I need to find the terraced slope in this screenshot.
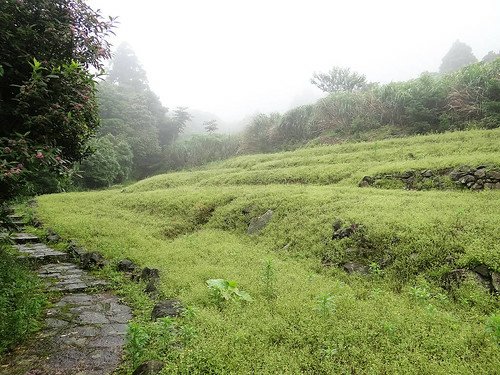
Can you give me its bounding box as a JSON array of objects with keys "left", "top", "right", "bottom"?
[{"left": 36, "top": 129, "right": 500, "bottom": 374}]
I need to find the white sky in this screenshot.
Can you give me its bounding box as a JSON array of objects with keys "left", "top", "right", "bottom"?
[{"left": 88, "top": 0, "right": 500, "bottom": 122}]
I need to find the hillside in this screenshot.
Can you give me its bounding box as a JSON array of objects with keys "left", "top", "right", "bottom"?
[{"left": 35, "top": 129, "right": 500, "bottom": 374}]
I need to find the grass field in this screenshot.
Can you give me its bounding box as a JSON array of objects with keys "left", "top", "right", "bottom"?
[{"left": 36, "top": 129, "right": 500, "bottom": 374}]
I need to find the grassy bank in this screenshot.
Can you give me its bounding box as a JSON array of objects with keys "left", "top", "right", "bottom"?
[
  {"left": 36, "top": 129, "right": 500, "bottom": 374},
  {"left": 0, "top": 244, "right": 47, "bottom": 354}
]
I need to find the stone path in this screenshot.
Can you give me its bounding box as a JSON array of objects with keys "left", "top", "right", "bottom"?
[{"left": 0, "top": 216, "right": 132, "bottom": 375}]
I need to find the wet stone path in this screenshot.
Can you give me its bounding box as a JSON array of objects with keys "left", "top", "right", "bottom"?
[{"left": 0, "top": 216, "right": 132, "bottom": 375}]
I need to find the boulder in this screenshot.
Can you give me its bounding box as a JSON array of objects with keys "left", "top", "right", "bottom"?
[
  {"left": 67, "top": 242, "right": 86, "bottom": 260},
  {"left": 486, "top": 170, "right": 500, "bottom": 180},
  {"left": 332, "top": 223, "right": 360, "bottom": 240},
  {"left": 117, "top": 259, "right": 137, "bottom": 272},
  {"left": 400, "top": 170, "right": 415, "bottom": 179},
  {"left": 141, "top": 267, "right": 160, "bottom": 283},
  {"left": 474, "top": 168, "right": 486, "bottom": 179},
  {"left": 151, "top": 299, "right": 183, "bottom": 320},
  {"left": 459, "top": 175, "right": 475, "bottom": 185},
  {"left": 491, "top": 272, "right": 500, "bottom": 293},
  {"left": 144, "top": 281, "right": 158, "bottom": 296},
  {"left": 421, "top": 169, "right": 433, "bottom": 178},
  {"left": 473, "top": 264, "right": 490, "bottom": 278},
  {"left": 247, "top": 210, "right": 273, "bottom": 235},
  {"left": 445, "top": 268, "right": 491, "bottom": 290},
  {"left": 46, "top": 229, "right": 61, "bottom": 243},
  {"left": 81, "top": 252, "right": 107, "bottom": 270},
  {"left": 132, "top": 360, "right": 165, "bottom": 375},
  {"left": 342, "top": 262, "right": 369, "bottom": 274}
]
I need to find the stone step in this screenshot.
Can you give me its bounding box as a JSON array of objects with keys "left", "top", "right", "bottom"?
[
  {"left": 0, "top": 293, "right": 131, "bottom": 375},
  {"left": 15, "top": 243, "right": 68, "bottom": 265},
  {"left": 11, "top": 232, "right": 40, "bottom": 244},
  {"left": 38, "top": 263, "right": 109, "bottom": 293}
]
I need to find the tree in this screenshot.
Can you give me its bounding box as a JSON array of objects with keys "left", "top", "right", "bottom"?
[
  {"left": 77, "top": 135, "right": 133, "bottom": 188},
  {"left": 482, "top": 51, "right": 500, "bottom": 63},
  {"left": 107, "top": 43, "right": 148, "bottom": 90},
  {"left": 311, "top": 67, "right": 367, "bottom": 93},
  {"left": 0, "top": 0, "right": 115, "bottom": 161},
  {"left": 0, "top": 0, "right": 115, "bottom": 198},
  {"left": 439, "top": 40, "right": 477, "bottom": 74},
  {"left": 204, "top": 119, "right": 218, "bottom": 134}
]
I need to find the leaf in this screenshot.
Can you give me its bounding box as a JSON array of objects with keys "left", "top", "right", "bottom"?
[
  {"left": 235, "top": 290, "right": 253, "bottom": 302},
  {"left": 206, "top": 279, "right": 228, "bottom": 290}
]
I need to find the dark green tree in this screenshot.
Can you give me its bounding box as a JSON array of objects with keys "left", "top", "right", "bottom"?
[
  {"left": 0, "top": 0, "right": 115, "bottom": 161},
  {"left": 439, "top": 40, "right": 477, "bottom": 74},
  {"left": 311, "top": 67, "right": 367, "bottom": 93},
  {"left": 0, "top": 0, "right": 115, "bottom": 199}
]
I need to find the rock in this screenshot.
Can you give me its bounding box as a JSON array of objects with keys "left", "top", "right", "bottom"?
[
  {"left": 144, "top": 281, "right": 158, "bottom": 296},
  {"left": 484, "top": 183, "right": 495, "bottom": 189},
  {"left": 342, "top": 262, "right": 369, "bottom": 274},
  {"left": 400, "top": 170, "right": 415, "bottom": 179},
  {"left": 31, "top": 219, "right": 42, "bottom": 227},
  {"left": 151, "top": 299, "right": 183, "bottom": 320},
  {"left": 332, "top": 223, "right": 360, "bottom": 240},
  {"left": 472, "top": 264, "right": 490, "bottom": 278},
  {"left": 247, "top": 210, "right": 273, "bottom": 235},
  {"left": 46, "top": 232, "right": 61, "bottom": 242},
  {"left": 421, "top": 169, "right": 433, "bottom": 178},
  {"left": 445, "top": 268, "right": 489, "bottom": 289},
  {"left": 486, "top": 170, "right": 500, "bottom": 180},
  {"left": 332, "top": 219, "right": 343, "bottom": 232},
  {"left": 141, "top": 267, "right": 160, "bottom": 282},
  {"left": 117, "top": 259, "right": 137, "bottom": 272},
  {"left": 471, "top": 182, "right": 483, "bottom": 190},
  {"left": 67, "top": 242, "right": 86, "bottom": 260},
  {"left": 496, "top": 182, "right": 500, "bottom": 189},
  {"left": 491, "top": 272, "right": 500, "bottom": 293},
  {"left": 459, "top": 175, "right": 476, "bottom": 185},
  {"left": 358, "top": 176, "right": 375, "bottom": 187},
  {"left": 81, "top": 252, "right": 107, "bottom": 270},
  {"left": 132, "top": 360, "right": 165, "bottom": 375},
  {"left": 474, "top": 168, "right": 486, "bottom": 179}
]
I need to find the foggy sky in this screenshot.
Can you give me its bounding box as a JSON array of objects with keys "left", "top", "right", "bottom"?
[{"left": 88, "top": 0, "right": 500, "bottom": 123}]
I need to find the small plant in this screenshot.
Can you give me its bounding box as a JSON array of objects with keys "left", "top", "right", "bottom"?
[
  {"left": 369, "top": 262, "right": 384, "bottom": 277},
  {"left": 486, "top": 313, "right": 500, "bottom": 344},
  {"left": 206, "top": 279, "right": 252, "bottom": 308},
  {"left": 261, "top": 260, "right": 277, "bottom": 301},
  {"left": 126, "top": 322, "right": 150, "bottom": 368},
  {"left": 315, "top": 293, "right": 336, "bottom": 317},
  {"left": 408, "top": 285, "right": 432, "bottom": 302}
]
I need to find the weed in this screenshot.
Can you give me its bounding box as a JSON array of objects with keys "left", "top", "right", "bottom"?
[
  {"left": 261, "top": 259, "right": 277, "bottom": 301},
  {"left": 206, "top": 279, "right": 252, "bottom": 308},
  {"left": 126, "top": 322, "right": 150, "bottom": 369},
  {"left": 315, "top": 293, "right": 336, "bottom": 317}
]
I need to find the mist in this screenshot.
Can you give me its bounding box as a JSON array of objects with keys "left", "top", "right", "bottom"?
[{"left": 88, "top": 0, "right": 500, "bottom": 123}]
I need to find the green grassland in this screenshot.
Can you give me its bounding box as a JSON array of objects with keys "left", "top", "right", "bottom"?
[{"left": 36, "top": 129, "right": 500, "bottom": 374}]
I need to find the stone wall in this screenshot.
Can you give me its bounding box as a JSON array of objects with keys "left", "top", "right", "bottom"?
[{"left": 359, "top": 165, "right": 500, "bottom": 190}]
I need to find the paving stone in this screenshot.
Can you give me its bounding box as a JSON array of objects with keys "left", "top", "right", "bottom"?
[
  {"left": 11, "top": 232, "right": 40, "bottom": 244},
  {"left": 15, "top": 243, "right": 68, "bottom": 265},
  {"left": 0, "top": 218, "right": 132, "bottom": 375},
  {"left": 0, "top": 292, "right": 132, "bottom": 375}
]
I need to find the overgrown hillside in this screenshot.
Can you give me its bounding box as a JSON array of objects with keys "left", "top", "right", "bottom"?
[{"left": 36, "top": 129, "right": 500, "bottom": 374}]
